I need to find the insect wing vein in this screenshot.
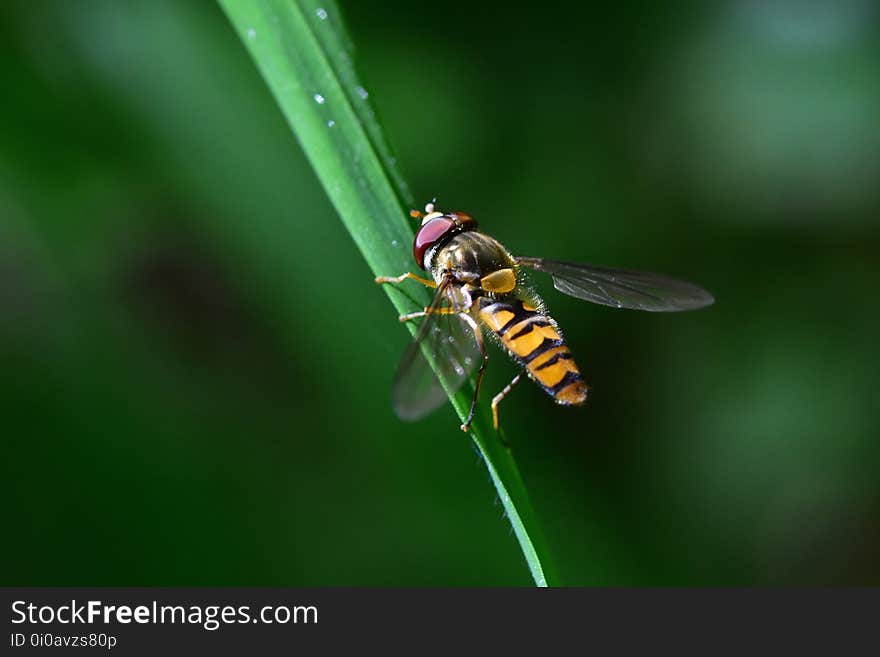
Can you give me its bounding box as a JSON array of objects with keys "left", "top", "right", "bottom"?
[
  {"left": 517, "top": 257, "right": 714, "bottom": 312},
  {"left": 391, "top": 281, "right": 482, "bottom": 421}
]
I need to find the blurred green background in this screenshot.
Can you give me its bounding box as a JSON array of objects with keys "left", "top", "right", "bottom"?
[{"left": 2, "top": 0, "right": 879, "bottom": 585}]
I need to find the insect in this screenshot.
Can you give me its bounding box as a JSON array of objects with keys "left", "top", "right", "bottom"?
[{"left": 376, "top": 202, "right": 714, "bottom": 433}]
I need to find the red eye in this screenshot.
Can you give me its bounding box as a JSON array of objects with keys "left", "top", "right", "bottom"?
[{"left": 413, "top": 218, "right": 455, "bottom": 269}]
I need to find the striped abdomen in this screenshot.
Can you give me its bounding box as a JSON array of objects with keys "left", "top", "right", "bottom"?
[{"left": 479, "top": 298, "right": 588, "bottom": 405}]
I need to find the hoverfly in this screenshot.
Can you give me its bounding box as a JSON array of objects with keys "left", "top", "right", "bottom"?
[{"left": 376, "top": 202, "right": 714, "bottom": 433}]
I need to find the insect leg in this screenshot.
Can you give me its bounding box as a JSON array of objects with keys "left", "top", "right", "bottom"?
[
  {"left": 459, "top": 313, "right": 489, "bottom": 434},
  {"left": 375, "top": 272, "right": 438, "bottom": 288},
  {"left": 398, "top": 306, "right": 457, "bottom": 323},
  {"left": 491, "top": 371, "right": 525, "bottom": 432}
]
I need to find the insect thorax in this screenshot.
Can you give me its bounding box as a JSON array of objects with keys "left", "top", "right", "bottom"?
[{"left": 427, "top": 231, "right": 517, "bottom": 285}]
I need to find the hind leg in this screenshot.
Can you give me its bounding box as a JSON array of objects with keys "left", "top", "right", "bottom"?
[{"left": 491, "top": 371, "right": 525, "bottom": 431}]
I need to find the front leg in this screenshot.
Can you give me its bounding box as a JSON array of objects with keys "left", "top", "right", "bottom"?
[{"left": 375, "top": 272, "right": 437, "bottom": 288}]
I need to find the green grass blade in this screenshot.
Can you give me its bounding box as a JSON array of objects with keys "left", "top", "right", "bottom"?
[{"left": 218, "top": 0, "right": 558, "bottom": 586}]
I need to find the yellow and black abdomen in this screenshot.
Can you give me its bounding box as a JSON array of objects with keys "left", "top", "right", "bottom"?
[{"left": 479, "top": 297, "right": 588, "bottom": 405}]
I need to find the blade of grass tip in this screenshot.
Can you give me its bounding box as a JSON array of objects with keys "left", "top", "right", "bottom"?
[{"left": 218, "top": 0, "right": 558, "bottom": 586}]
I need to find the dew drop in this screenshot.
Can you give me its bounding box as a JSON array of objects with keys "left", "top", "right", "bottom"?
[
  {"left": 454, "top": 366, "right": 464, "bottom": 376},
  {"left": 316, "top": 7, "right": 328, "bottom": 20},
  {"left": 246, "top": 28, "right": 256, "bottom": 40},
  {"left": 313, "top": 93, "right": 325, "bottom": 104},
  {"left": 327, "top": 119, "right": 335, "bottom": 127},
  {"left": 355, "top": 85, "right": 369, "bottom": 99},
  {"left": 391, "top": 239, "right": 399, "bottom": 247},
  {"left": 448, "top": 336, "right": 455, "bottom": 343}
]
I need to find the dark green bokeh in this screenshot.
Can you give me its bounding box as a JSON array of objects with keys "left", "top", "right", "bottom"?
[{"left": 2, "top": 0, "right": 878, "bottom": 585}]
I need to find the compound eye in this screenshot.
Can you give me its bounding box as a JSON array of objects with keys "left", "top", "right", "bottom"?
[
  {"left": 413, "top": 217, "right": 455, "bottom": 269},
  {"left": 454, "top": 212, "right": 477, "bottom": 230}
]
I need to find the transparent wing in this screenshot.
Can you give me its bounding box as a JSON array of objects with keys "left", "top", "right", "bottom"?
[
  {"left": 391, "top": 282, "right": 482, "bottom": 421},
  {"left": 516, "top": 256, "right": 714, "bottom": 312}
]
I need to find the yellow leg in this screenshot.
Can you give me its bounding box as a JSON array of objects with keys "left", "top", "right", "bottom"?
[
  {"left": 398, "top": 306, "right": 457, "bottom": 323},
  {"left": 375, "top": 272, "right": 437, "bottom": 288},
  {"left": 398, "top": 310, "right": 425, "bottom": 323},
  {"left": 492, "top": 371, "right": 524, "bottom": 431}
]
